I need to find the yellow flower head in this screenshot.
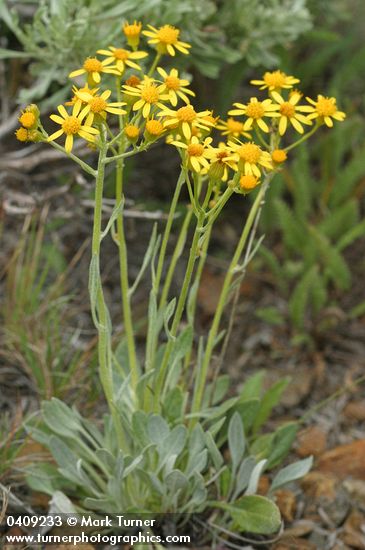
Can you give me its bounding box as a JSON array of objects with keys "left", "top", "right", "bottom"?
[
  {"left": 271, "top": 91, "right": 312, "bottom": 135},
  {"left": 123, "top": 20, "right": 142, "bottom": 47},
  {"left": 75, "top": 89, "right": 126, "bottom": 125},
  {"left": 124, "top": 124, "right": 140, "bottom": 142},
  {"left": 143, "top": 24, "right": 191, "bottom": 56},
  {"left": 240, "top": 174, "right": 261, "bottom": 192},
  {"left": 305, "top": 95, "right": 346, "bottom": 127},
  {"left": 205, "top": 142, "right": 238, "bottom": 181},
  {"left": 216, "top": 117, "right": 251, "bottom": 139},
  {"left": 18, "top": 111, "right": 36, "bottom": 129},
  {"left": 69, "top": 57, "right": 120, "bottom": 85},
  {"left": 15, "top": 127, "right": 29, "bottom": 142},
  {"left": 125, "top": 74, "right": 141, "bottom": 87},
  {"left": 145, "top": 118, "right": 165, "bottom": 139},
  {"left": 48, "top": 103, "right": 99, "bottom": 153},
  {"left": 229, "top": 97, "right": 279, "bottom": 133},
  {"left": 171, "top": 136, "right": 213, "bottom": 173},
  {"left": 271, "top": 149, "right": 287, "bottom": 164},
  {"left": 157, "top": 67, "right": 195, "bottom": 106},
  {"left": 251, "top": 71, "right": 300, "bottom": 92},
  {"left": 227, "top": 140, "right": 273, "bottom": 177},
  {"left": 96, "top": 46, "right": 148, "bottom": 75},
  {"left": 158, "top": 104, "right": 215, "bottom": 140},
  {"left": 123, "top": 78, "right": 170, "bottom": 118}
]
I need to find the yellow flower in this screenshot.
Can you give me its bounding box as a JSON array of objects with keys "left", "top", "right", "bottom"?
[
  {"left": 15, "top": 127, "right": 29, "bottom": 142},
  {"left": 66, "top": 84, "right": 99, "bottom": 107},
  {"left": 143, "top": 24, "right": 191, "bottom": 56},
  {"left": 123, "top": 78, "right": 170, "bottom": 118},
  {"left": 227, "top": 141, "right": 273, "bottom": 177},
  {"left": 18, "top": 111, "right": 36, "bottom": 129},
  {"left": 48, "top": 103, "right": 99, "bottom": 153},
  {"left": 145, "top": 118, "right": 165, "bottom": 139},
  {"left": 75, "top": 89, "right": 126, "bottom": 125},
  {"left": 216, "top": 117, "right": 251, "bottom": 139},
  {"left": 96, "top": 47, "right": 148, "bottom": 75},
  {"left": 205, "top": 142, "right": 238, "bottom": 181},
  {"left": 240, "top": 174, "right": 261, "bottom": 192},
  {"left": 69, "top": 57, "right": 119, "bottom": 85},
  {"left": 271, "top": 149, "right": 287, "bottom": 164},
  {"left": 305, "top": 95, "right": 346, "bottom": 127},
  {"left": 125, "top": 75, "right": 141, "bottom": 87},
  {"left": 271, "top": 91, "right": 312, "bottom": 135},
  {"left": 228, "top": 97, "right": 279, "bottom": 133},
  {"left": 123, "top": 20, "right": 142, "bottom": 48},
  {"left": 157, "top": 67, "right": 194, "bottom": 106},
  {"left": 158, "top": 104, "right": 214, "bottom": 140},
  {"left": 124, "top": 124, "right": 140, "bottom": 142},
  {"left": 250, "top": 70, "right": 300, "bottom": 91},
  {"left": 171, "top": 136, "right": 213, "bottom": 173}
]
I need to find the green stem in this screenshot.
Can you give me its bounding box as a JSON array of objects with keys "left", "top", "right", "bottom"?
[
  {"left": 183, "top": 222, "right": 213, "bottom": 371},
  {"left": 46, "top": 137, "right": 96, "bottom": 176},
  {"left": 152, "top": 208, "right": 206, "bottom": 412},
  {"left": 91, "top": 146, "right": 127, "bottom": 449},
  {"left": 91, "top": 147, "right": 113, "bottom": 403},
  {"left": 104, "top": 143, "right": 150, "bottom": 164},
  {"left": 285, "top": 123, "right": 319, "bottom": 152},
  {"left": 112, "top": 79, "right": 139, "bottom": 393},
  {"left": 115, "top": 159, "right": 140, "bottom": 392},
  {"left": 159, "top": 206, "right": 193, "bottom": 311},
  {"left": 254, "top": 127, "right": 270, "bottom": 149},
  {"left": 154, "top": 170, "right": 185, "bottom": 294},
  {"left": 148, "top": 52, "right": 162, "bottom": 76},
  {"left": 190, "top": 176, "right": 272, "bottom": 425}
]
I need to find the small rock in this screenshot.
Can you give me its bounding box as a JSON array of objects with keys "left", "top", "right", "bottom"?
[
  {"left": 274, "top": 489, "right": 297, "bottom": 522},
  {"left": 343, "top": 479, "right": 365, "bottom": 506},
  {"left": 317, "top": 440, "right": 365, "bottom": 480},
  {"left": 301, "top": 471, "right": 337, "bottom": 499},
  {"left": 280, "top": 367, "right": 314, "bottom": 407},
  {"left": 344, "top": 401, "right": 365, "bottom": 422},
  {"left": 282, "top": 520, "right": 315, "bottom": 538},
  {"left": 296, "top": 426, "right": 327, "bottom": 457},
  {"left": 257, "top": 474, "right": 270, "bottom": 495}
]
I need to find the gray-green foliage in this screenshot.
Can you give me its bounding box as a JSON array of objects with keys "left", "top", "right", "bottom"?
[
  {"left": 25, "top": 372, "right": 311, "bottom": 537},
  {"left": 1, "top": 0, "right": 312, "bottom": 104},
  {"left": 259, "top": 117, "right": 365, "bottom": 332}
]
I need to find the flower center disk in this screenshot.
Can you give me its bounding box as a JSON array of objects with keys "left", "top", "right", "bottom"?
[
  {"left": 227, "top": 118, "right": 243, "bottom": 132},
  {"left": 316, "top": 98, "right": 337, "bottom": 116},
  {"left": 165, "top": 76, "right": 180, "bottom": 90},
  {"left": 280, "top": 102, "right": 295, "bottom": 117},
  {"left": 62, "top": 116, "right": 81, "bottom": 135},
  {"left": 83, "top": 58, "right": 103, "bottom": 73},
  {"left": 264, "top": 71, "right": 286, "bottom": 88},
  {"left": 113, "top": 49, "right": 130, "bottom": 61},
  {"left": 157, "top": 25, "right": 179, "bottom": 44},
  {"left": 237, "top": 143, "right": 261, "bottom": 163},
  {"left": 187, "top": 143, "right": 204, "bottom": 156},
  {"left": 90, "top": 97, "right": 107, "bottom": 113},
  {"left": 245, "top": 102, "right": 265, "bottom": 119},
  {"left": 177, "top": 106, "right": 196, "bottom": 122},
  {"left": 141, "top": 86, "right": 159, "bottom": 104}
]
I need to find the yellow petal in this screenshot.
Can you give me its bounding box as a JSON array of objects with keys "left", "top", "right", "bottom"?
[
  {"left": 47, "top": 129, "right": 64, "bottom": 141},
  {"left": 65, "top": 134, "right": 73, "bottom": 153}
]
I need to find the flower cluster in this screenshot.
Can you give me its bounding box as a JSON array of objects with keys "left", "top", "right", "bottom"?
[{"left": 16, "top": 21, "right": 346, "bottom": 195}]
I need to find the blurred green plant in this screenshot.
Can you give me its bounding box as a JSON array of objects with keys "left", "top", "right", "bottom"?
[
  {"left": 26, "top": 371, "right": 311, "bottom": 539},
  {"left": 0, "top": 0, "right": 312, "bottom": 105},
  {"left": 1, "top": 207, "right": 96, "bottom": 399},
  {"left": 0, "top": 410, "right": 23, "bottom": 482},
  {"left": 257, "top": 117, "right": 365, "bottom": 334}
]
